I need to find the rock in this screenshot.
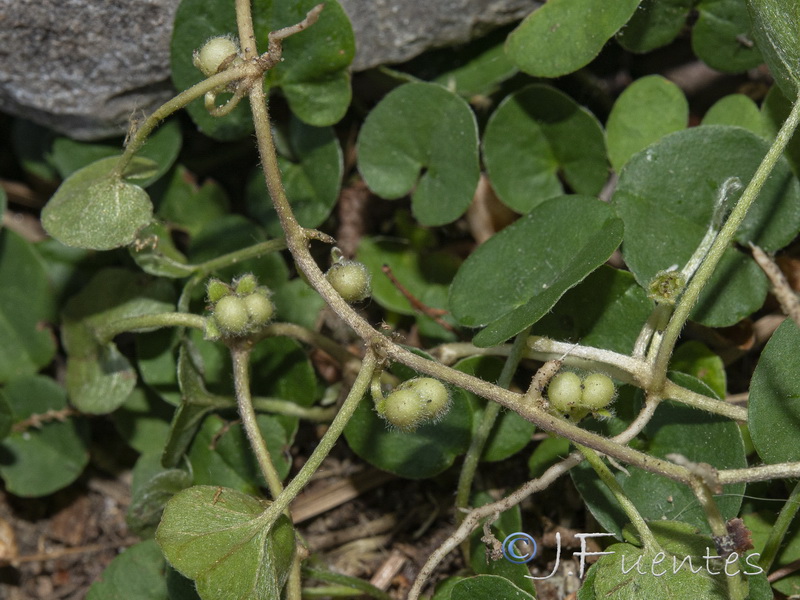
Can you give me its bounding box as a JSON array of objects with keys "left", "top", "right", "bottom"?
[{"left": 0, "top": 0, "right": 539, "bottom": 140}]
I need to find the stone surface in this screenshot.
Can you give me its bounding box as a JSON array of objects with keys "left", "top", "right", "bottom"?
[{"left": 0, "top": 0, "right": 539, "bottom": 140}]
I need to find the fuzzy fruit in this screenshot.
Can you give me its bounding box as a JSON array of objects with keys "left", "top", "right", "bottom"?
[
  {"left": 326, "top": 261, "right": 371, "bottom": 303},
  {"left": 398, "top": 377, "right": 450, "bottom": 420},
  {"left": 382, "top": 389, "right": 426, "bottom": 431},
  {"left": 244, "top": 293, "right": 274, "bottom": 326},
  {"left": 195, "top": 36, "right": 238, "bottom": 77},
  {"left": 580, "top": 373, "right": 616, "bottom": 410},
  {"left": 213, "top": 295, "right": 249, "bottom": 334},
  {"left": 547, "top": 372, "right": 583, "bottom": 414}
]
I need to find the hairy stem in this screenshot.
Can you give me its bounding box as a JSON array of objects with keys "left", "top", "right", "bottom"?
[
  {"left": 759, "top": 479, "right": 800, "bottom": 573},
  {"left": 455, "top": 328, "right": 530, "bottom": 519},
  {"left": 230, "top": 345, "right": 285, "bottom": 499},
  {"left": 651, "top": 95, "right": 800, "bottom": 389},
  {"left": 95, "top": 312, "right": 206, "bottom": 344}
]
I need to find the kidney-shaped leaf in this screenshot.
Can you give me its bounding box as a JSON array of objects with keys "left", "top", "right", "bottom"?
[
  {"left": 357, "top": 82, "right": 480, "bottom": 226},
  {"left": 171, "top": 0, "right": 354, "bottom": 139},
  {"left": 749, "top": 319, "right": 800, "bottom": 464},
  {"left": 483, "top": 84, "right": 608, "bottom": 213},
  {"left": 614, "top": 125, "right": 800, "bottom": 326},
  {"left": 156, "top": 486, "right": 295, "bottom": 600},
  {"left": 42, "top": 156, "right": 156, "bottom": 250},
  {"left": 506, "top": 0, "right": 641, "bottom": 78},
  {"left": 450, "top": 195, "right": 623, "bottom": 347}
]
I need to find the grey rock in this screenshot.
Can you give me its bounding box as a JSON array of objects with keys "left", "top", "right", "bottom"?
[{"left": 0, "top": 0, "right": 539, "bottom": 140}]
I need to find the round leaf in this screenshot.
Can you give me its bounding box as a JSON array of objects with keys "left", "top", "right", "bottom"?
[
  {"left": 171, "top": 0, "right": 354, "bottom": 139},
  {"left": 616, "top": 0, "right": 693, "bottom": 53},
  {"left": 357, "top": 82, "right": 480, "bottom": 226},
  {"left": 483, "top": 84, "right": 608, "bottom": 213},
  {"left": 671, "top": 341, "right": 727, "bottom": 399},
  {"left": 0, "top": 230, "right": 57, "bottom": 383},
  {"left": 613, "top": 125, "right": 800, "bottom": 326},
  {"left": 0, "top": 376, "right": 89, "bottom": 497},
  {"left": 156, "top": 485, "right": 295, "bottom": 600},
  {"left": 702, "top": 94, "right": 768, "bottom": 137},
  {"left": 606, "top": 75, "right": 688, "bottom": 172},
  {"left": 42, "top": 156, "right": 156, "bottom": 250},
  {"left": 246, "top": 116, "right": 342, "bottom": 237},
  {"left": 506, "top": 0, "right": 641, "bottom": 78},
  {"left": 693, "top": 0, "right": 763, "bottom": 72},
  {"left": 449, "top": 195, "right": 623, "bottom": 347},
  {"left": 748, "top": 319, "right": 800, "bottom": 464}
]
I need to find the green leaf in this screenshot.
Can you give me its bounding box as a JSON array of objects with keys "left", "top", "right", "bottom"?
[
  {"left": 62, "top": 268, "right": 176, "bottom": 413},
  {"left": 533, "top": 266, "right": 653, "bottom": 354},
  {"left": 506, "top": 0, "right": 641, "bottom": 77},
  {"left": 344, "top": 354, "right": 472, "bottom": 479},
  {"left": 112, "top": 387, "right": 174, "bottom": 454},
  {"left": 572, "top": 375, "right": 746, "bottom": 537},
  {"left": 357, "top": 236, "right": 459, "bottom": 317},
  {"left": 528, "top": 436, "right": 571, "bottom": 478},
  {"left": 671, "top": 341, "right": 727, "bottom": 399},
  {"left": 747, "top": 0, "right": 800, "bottom": 98},
  {"left": 606, "top": 75, "right": 688, "bottom": 172},
  {"left": 246, "top": 116, "right": 342, "bottom": 237},
  {"left": 616, "top": 0, "right": 693, "bottom": 53},
  {"left": 702, "top": 94, "right": 768, "bottom": 137},
  {"left": 744, "top": 511, "right": 800, "bottom": 597},
  {"left": 455, "top": 356, "right": 535, "bottom": 462},
  {"left": 189, "top": 414, "right": 291, "bottom": 493},
  {"left": 0, "top": 230, "right": 57, "bottom": 383},
  {"left": 128, "top": 453, "right": 192, "bottom": 538},
  {"left": 483, "top": 84, "right": 608, "bottom": 213},
  {"left": 11, "top": 119, "right": 58, "bottom": 182},
  {"left": 156, "top": 486, "right": 295, "bottom": 600},
  {"left": 171, "top": 0, "right": 354, "bottom": 139},
  {"left": 0, "top": 185, "right": 5, "bottom": 230},
  {"left": 42, "top": 156, "right": 157, "bottom": 250},
  {"left": 450, "top": 575, "right": 535, "bottom": 600},
  {"left": 271, "top": 279, "right": 325, "bottom": 330},
  {"left": 693, "top": 0, "right": 763, "bottom": 72},
  {"left": 156, "top": 166, "right": 231, "bottom": 238},
  {"left": 357, "top": 82, "right": 480, "bottom": 226},
  {"left": 0, "top": 376, "right": 89, "bottom": 497},
  {"left": 613, "top": 125, "right": 800, "bottom": 326},
  {"left": 130, "top": 221, "right": 196, "bottom": 278},
  {"left": 86, "top": 540, "right": 168, "bottom": 600},
  {"left": 761, "top": 85, "right": 800, "bottom": 176},
  {"left": 51, "top": 119, "right": 182, "bottom": 187},
  {"left": 449, "top": 195, "right": 623, "bottom": 347},
  {"left": 749, "top": 319, "right": 800, "bottom": 464}
]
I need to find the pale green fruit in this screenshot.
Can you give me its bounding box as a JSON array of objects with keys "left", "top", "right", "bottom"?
[
  {"left": 244, "top": 293, "right": 274, "bottom": 326},
  {"left": 195, "top": 36, "right": 238, "bottom": 77},
  {"left": 399, "top": 377, "right": 450, "bottom": 420},
  {"left": 581, "top": 373, "right": 616, "bottom": 410},
  {"left": 213, "top": 295, "right": 249, "bottom": 334},
  {"left": 326, "top": 261, "right": 371, "bottom": 303},
  {"left": 381, "top": 389, "right": 426, "bottom": 431},
  {"left": 547, "top": 372, "right": 583, "bottom": 413}
]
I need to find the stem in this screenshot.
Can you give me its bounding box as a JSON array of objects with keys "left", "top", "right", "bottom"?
[
  {"left": 259, "top": 352, "right": 378, "bottom": 528},
  {"left": 254, "top": 322, "right": 357, "bottom": 365},
  {"left": 194, "top": 237, "right": 287, "bottom": 275},
  {"left": 651, "top": 95, "right": 800, "bottom": 389},
  {"left": 230, "top": 345, "right": 285, "bottom": 499},
  {"left": 94, "top": 312, "right": 206, "bottom": 344},
  {"left": 455, "top": 328, "right": 530, "bottom": 518},
  {"left": 235, "top": 0, "right": 258, "bottom": 60},
  {"left": 117, "top": 67, "right": 247, "bottom": 175},
  {"left": 576, "top": 444, "right": 661, "bottom": 552},
  {"left": 661, "top": 380, "right": 747, "bottom": 421},
  {"left": 759, "top": 479, "right": 800, "bottom": 572}
]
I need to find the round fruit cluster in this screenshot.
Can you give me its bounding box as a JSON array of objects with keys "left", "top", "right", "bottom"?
[
  {"left": 205, "top": 274, "right": 274, "bottom": 339},
  {"left": 547, "top": 371, "right": 616, "bottom": 420},
  {"left": 377, "top": 377, "right": 451, "bottom": 432}
]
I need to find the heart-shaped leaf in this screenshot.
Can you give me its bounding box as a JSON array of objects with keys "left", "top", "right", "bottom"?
[
  {"left": 483, "top": 84, "right": 608, "bottom": 212},
  {"left": 506, "top": 0, "right": 641, "bottom": 77},
  {"left": 171, "top": 0, "right": 354, "bottom": 139},
  {"left": 357, "top": 82, "right": 480, "bottom": 226},
  {"left": 42, "top": 156, "right": 156, "bottom": 250},
  {"left": 613, "top": 125, "right": 800, "bottom": 326},
  {"left": 449, "top": 195, "right": 623, "bottom": 346},
  {"left": 156, "top": 486, "right": 295, "bottom": 600}
]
